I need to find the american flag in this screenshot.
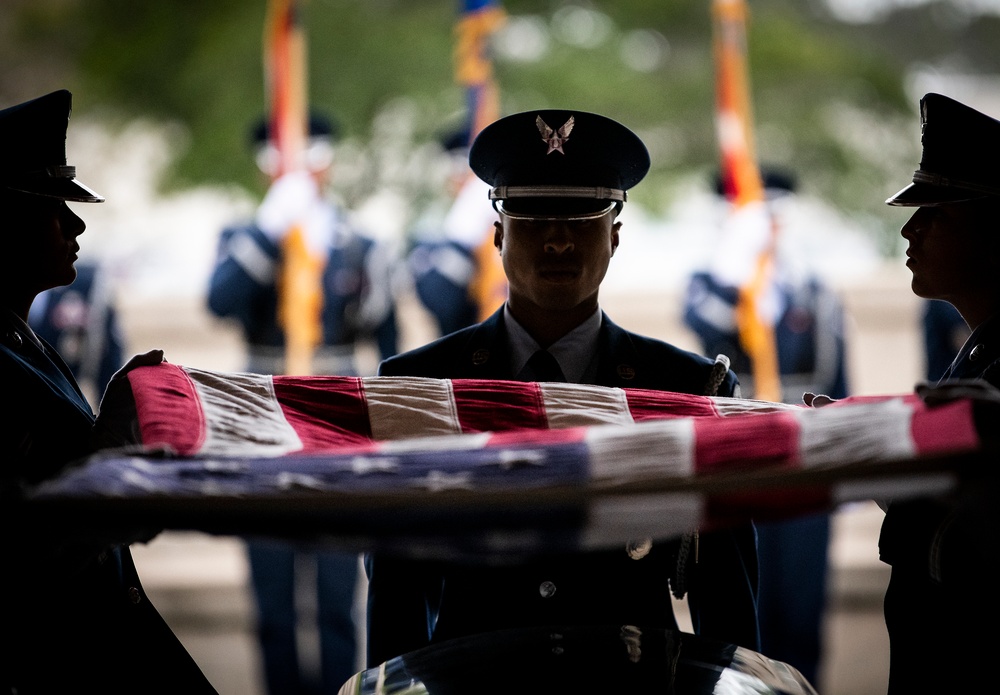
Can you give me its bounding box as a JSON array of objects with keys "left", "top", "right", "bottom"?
[{"left": 29, "top": 363, "right": 983, "bottom": 558}]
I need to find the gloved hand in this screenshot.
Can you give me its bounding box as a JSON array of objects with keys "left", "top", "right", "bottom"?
[
  {"left": 916, "top": 379, "right": 1000, "bottom": 406},
  {"left": 710, "top": 201, "right": 772, "bottom": 286},
  {"left": 255, "top": 170, "right": 334, "bottom": 255},
  {"left": 709, "top": 201, "right": 785, "bottom": 325},
  {"left": 256, "top": 170, "right": 322, "bottom": 242},
  {"left": 115, "top": 349, "right": 166, "bottom": 375},
  {"left": 93, "top": 350, "right": 166, "bottom": 450},
  {"left": 802, "top": 392, "right": 836, "bottom": 408}
]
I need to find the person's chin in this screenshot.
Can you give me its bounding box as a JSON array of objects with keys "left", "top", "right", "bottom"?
[
  {"left": 537, "top": 271, "right": 580, "bottom": 287},
  {"left": 58, "top": 265, "right": 78, "bottom": 287},
  {"left": 909, "top": 278, "right": 935, "bottom": 300}
]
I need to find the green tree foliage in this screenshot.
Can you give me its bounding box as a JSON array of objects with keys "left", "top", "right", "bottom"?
[{"left": 2, "top": 0, "right": 997, "bottom": 251}]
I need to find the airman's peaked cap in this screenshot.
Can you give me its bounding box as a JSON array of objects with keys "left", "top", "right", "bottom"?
[
  {"left": 470, "top": 109, "right": 649, "bottom": 216},
  {"left": 0, "top": 89, "right": 104, "bottom": 203},
  {"left": 714, "top": 166, "right": 796, "bottom": 198},
  {"left": 887, "top": 93, "right": 1000, "bottom": 207},
  {"left": 250, "top": 112, "right": 340, "bottom": 145}
]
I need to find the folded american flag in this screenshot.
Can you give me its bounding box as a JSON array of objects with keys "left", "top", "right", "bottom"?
[{"left": 28, "top": 363, "right": 985, "bottom": 557}]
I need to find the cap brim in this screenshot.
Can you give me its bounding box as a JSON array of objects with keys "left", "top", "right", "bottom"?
[
  {"left": 5, "top": 176, "right": 104, "bottom": 203},
  {"left": 886, "top": 182, "right": 986, "bottom": 207},
  {"left": 500, "top": 196, "right": 616, "bottom": 216}
]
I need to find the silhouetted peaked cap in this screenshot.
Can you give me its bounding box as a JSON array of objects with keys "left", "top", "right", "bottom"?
[
  {"left": 250, "top": 112, "right": 340, "bottom": 145},
  {"left": 887, "top": 93, "right": 1000, "bottom": 206},
  {"left": 470, "top": 109, "right": 650, "bottom": 215},
  {"left": 0, "top": 89, "right": 104, "bottom": 202}
]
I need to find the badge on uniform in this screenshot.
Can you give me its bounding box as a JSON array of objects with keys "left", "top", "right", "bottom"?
[{"left": 536, "top": 115, "right": 574, "bottom": 155}]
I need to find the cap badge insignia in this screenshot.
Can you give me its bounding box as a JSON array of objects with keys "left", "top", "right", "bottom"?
[{"left": 536, "top": 115, "right": 574, "bottom": 155}]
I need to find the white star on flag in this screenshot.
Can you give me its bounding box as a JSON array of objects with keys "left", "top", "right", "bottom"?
[{"left": 416, "top": 470, "right": 475, "bottom": 492}]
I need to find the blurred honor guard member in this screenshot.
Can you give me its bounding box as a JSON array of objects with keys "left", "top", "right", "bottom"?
[
  {"left": 0, "top": 90, "right": 216, "bottom": 692},
  {"left": 683, "top": 169, "right": 846, "bottom": 684},
  {"left": 29, "top": 260, "right": 126, "bottom": 404},
  {"left": 365, "top": 110, "right": 760, "bottom": 666},
  {"left": 208, "top": 115, "right": 399, "bottom": 694},
  {"left": 208, "top": 115, "right": 398, "bottom": 375},
  {"left": 880, "top": 93, "right": 1000, "bottom": 695},
  {"left": 407, "top": 127, "right": 501, "bottom": 337}
]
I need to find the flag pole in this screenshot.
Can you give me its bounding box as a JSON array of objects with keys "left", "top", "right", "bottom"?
[
  {"left": 711, "top": 0, "right": 781, "bottom": 402},
  {"left": 455, "top": 0, "right": 508, "bottom": 321},
  {"left": 263, "top": 0, "right": 323, "bottom": 376}
]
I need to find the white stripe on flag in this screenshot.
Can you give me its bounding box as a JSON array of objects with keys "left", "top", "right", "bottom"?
[
  {"left": 798, "top": 397, "right": 916, "bottom": 469},
  {"left": 364, "top": 376, "right": 463, "bottom": 440},
  {"left": 585, "top": 418, "right": 696, "bottom": 484},
  {"left": 712, "top": 395, "right": 800, "bottom": 417},
  {"left": 539, "top": 382, "right": 635, "bottom": 430},
  {"left": 185, "top": 367, "right": 302, "bottom": 456}
]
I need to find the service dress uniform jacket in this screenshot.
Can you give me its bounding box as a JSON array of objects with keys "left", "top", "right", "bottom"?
[
  {"left": 365, "top": 308, "right": 760, "bottom": 667},
  {"left": 1, "top": 311, "right": 216, "bottom": 694},
  {"left": 878, "top": 312, "right": 1000, "bottom": 695},
  {"left": 208, "top": 208, "right": 398, "bottom": 692},
  {"left": 207, "top": 215, "right": 399, "bottom": 374},
  {"left": 684, "top": 271, "right": 848, "bottom": 401}
]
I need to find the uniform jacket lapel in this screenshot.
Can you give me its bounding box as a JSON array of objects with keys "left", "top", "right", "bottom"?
[
  {"left": 448, "top": 308, "right": 512, "bottom": 380},
  {"left": 593, "top": 313, "right": 641, "bottom": 388},
  {"left": 943, "top": 313, "right": 1000, "bottom": 384}
]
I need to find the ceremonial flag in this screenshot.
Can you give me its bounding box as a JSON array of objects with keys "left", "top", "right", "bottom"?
[
  {"left": 711, "top": 0, "right": 781, "bottom": 401},
  {"left": 455, "top": 0, "right": 508, "bottom": 321},
  {"left": 263, "top": 0, "right": 324, "bottom": 375},
  {"left": 455, "top": 0, "right": 505, "bottom": 141},
  {"left": 30, "top": 364, "right": 986, "bottom": 558}
]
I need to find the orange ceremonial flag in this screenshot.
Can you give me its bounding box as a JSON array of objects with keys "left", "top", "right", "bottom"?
[
  {"left": 711, "top": 0, "right": 781, "bottom": 401},
  {"left": 455, "top": 0, "right": 507, "bottom": 321},
  {"left": 263, "top": 0, "right": 324, "bottom": 376}
]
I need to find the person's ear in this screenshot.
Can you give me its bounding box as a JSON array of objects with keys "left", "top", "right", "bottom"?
[
  {"left": 610, "top": 221, "right": 621, "bottom": 256},
  {"left": 493, "top": 220, "right": 503, "bottom": 252}
]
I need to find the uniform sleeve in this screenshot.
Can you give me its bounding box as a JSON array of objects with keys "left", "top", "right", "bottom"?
[
  {"left": 0, "top": 353, "right": 96, "bottom": 485},
  {"left": 683, "top": 272, "right": 746, "bottom": 369},
  {"left": 358, "top": 239, "right": 400, "bottom": 360},
  {"left": 206, "top": 225, "right": 280, "bottom": 323}
]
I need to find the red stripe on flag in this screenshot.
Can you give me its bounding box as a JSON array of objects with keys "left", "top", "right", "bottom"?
[
  {"left": 452, "top": 379, "right": 550, "bottom": 432},
  {"left": 911, "top": 397, "right": 980, "bottom": 454},
  {"left": 625, "top": 388, "right": 723, "bottom": 421},
  {"left": 694, "top": 409, "right": 800, "bottom": 475},
  {"left": 487, "top": 426, "right": 584, "bottom": 448},
  {"left": 127, "top": 363, "right": 206, "bottom": 456},
  {"left": 272, "top": 377, "right": 374, "bottom": 451}
]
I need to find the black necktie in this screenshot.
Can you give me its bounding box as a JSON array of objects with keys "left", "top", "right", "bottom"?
[{"left": 527, "top": 349, "right": 566, "bottom": 382}]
